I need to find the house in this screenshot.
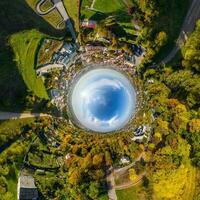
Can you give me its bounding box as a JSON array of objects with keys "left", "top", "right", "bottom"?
[
  {"left": 147, "top": 79, "right": 154, "bottom": 84},
  {"left": 17, "top": 175, "right": 38, "bottom": 200},
  {"left": 81, "top": 19, "right": 97, "bottom": 29},
  {"left": 65, "top": 153, "right": 71, "bottom": 161},
  {"left": 120, "top": 156, "right": 130, "bottom": 164},
  {"left": 52, "top": 43, "right": 77, "bottom": 67},
  {"left": 134, "top": 125, "right": 146, "bottom": 136},
  {"left": 124, "top": 53, "right": 136, "bottom": 67},
  {"left": 132, "top": 125, "right": 151, "bottom": 142},
  {"left": 50, "top": 89, "right": 60, "bottom": 99}
]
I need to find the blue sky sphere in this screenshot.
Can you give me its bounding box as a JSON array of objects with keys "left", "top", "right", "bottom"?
[{"left": 70, "top": 68, "right": 136, "bottom": 133}]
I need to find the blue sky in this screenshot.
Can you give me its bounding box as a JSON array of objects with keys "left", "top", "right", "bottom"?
[{"left": 71, "top": 68, "right": 136, "bottom": 132}]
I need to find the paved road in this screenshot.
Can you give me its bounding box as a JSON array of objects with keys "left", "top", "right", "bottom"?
[
  {"left": 106, "top": 152, "right": 144, "bottom": 200},
  {"left": 162, "top": 0, "right": 200, "bottom": 64},
  {"left": 36, "top": 63, "right": 64, "bottom": 75},
  {"left": 0, "top": 112, "right": 50, "bottom": 120},
  {"left": 115, "top": 172, "right": 146, "bottom": 190}
]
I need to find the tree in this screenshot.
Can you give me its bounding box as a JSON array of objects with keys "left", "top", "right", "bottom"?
[
  {"left": 188, "top": 119, "right": 200, "bottom": 133},
  {"left": 182, "top": 20, "right": 200, "bottom": 72},
  {"left": 87, "top": 182, "right": 100, "bottom": 199},
  {"left": 105, "top": 151, "right": 112, "bottom": 166},
  {"left": 129, "top": 168, "right": 138, "bottom": 182},
  {"left": 69, "top": 168, "right": 81, "bottom": 186},
  {"left": 92, "top": 154, "right": 104, "bottom": 166},
  {"left": 155, "top": 31, "right": 167, "bottom": 48}
]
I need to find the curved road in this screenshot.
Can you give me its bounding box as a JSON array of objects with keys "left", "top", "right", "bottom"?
[
  {"left": 36, "top": 0, "right": 77, "bottom": 41},
  {"left": 36, "top": 0, "right": 56, "bottom": 15},
  {"left": 106, "top": 152, "right": 145, "bottom": 200},
  {"left": 0, "top": 112, "right": 50, "bottom": 120},
  {"left": 162, "top": 0, "right": 200, "bottom": 64}
]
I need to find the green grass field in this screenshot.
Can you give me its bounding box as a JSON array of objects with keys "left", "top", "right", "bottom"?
[
  {"left": 93, "top": 0, "right": 125, "bottom": 13},
  {"left": 81, "top": 0, "right": 126, "bottom": 20},
  {"left": 63, "top": 0, "right": 80, "bottom": 39},
  {"left": 116, "top": 185, "right": 139, "bottom": 200},
  {"left": 9, "top": 30, "right": 48, "bottom": 99}
]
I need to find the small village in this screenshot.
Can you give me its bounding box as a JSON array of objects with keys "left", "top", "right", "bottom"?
[{"left": 1, "top": 0, "right": 199, "bottom": 199}]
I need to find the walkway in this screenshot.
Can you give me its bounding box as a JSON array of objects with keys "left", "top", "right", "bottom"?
[
  {"left": 115, "top": 172, "right": 146, "bottom": 190},
  {"left": 106, "top": 167, "right": 118, "bottom": 200},
  {"left": 36, "top": 63, "right": 63, "bottom": 75},
  {"left": 162, "top": 0, "right": 200, "bottom": 64},
  {"left": 106, "top": 152, "right": 145, "bottom": 199},
  {"left": 0, "top": 112, "right": 50, "bottom": 120}
]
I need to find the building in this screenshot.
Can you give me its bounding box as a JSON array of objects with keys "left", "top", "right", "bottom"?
[
  {"left": 52, "top": 43, "right": 77, "bottom": 67},
  {"left": 120, "top": 156, "right": 130, "bottom": 164},
  {"left": 17, "top": 175, "right": 38, "bottom": 200},
  {"left": 131, "top": 125, "right": 151, "bottom": 142},
  {"left": 81, "top": 19, "right": 97, "bottom": 29}
]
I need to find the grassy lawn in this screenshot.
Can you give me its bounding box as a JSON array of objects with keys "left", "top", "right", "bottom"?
[
  {"left": 7, "top": 168, "right": 19, "bottom": 200},
  {"left": 154, "top": 0, "right": 191, "bottom": 61},
  {"left": 93, "top": 0, "right": 125, "bottom": 13},
  {"left": 63, "top": 0, "right": 80, "bottom": 39},
  {"left": 9, "top": 30, "right": 48, "bottom": 99},
  {"left": 116, "top": 184, "right": 140, "bottom": 200},
  {"left": 26, "top": 0, "right": 64, "bottom": 29},
  {"left": 81, "top": 0, "right": 95, "bottom": 19}
]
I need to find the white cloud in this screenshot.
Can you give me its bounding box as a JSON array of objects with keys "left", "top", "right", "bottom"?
[{"left": 71, "top": 68, "right": 136, "bottom": 132}]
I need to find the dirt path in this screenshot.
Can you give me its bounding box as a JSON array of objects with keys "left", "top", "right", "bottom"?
[
  {"left": 162, "top": 0, "right": 200, "bottom": 64},
  {"left": 115, "top": 172, "right": 146, "bottom": 190},
  {"left": 0, "top": 112, "right": 50, "bottom": 120},
  {"left": 106, "top": 167, "right": 118, "bottom": 200}
]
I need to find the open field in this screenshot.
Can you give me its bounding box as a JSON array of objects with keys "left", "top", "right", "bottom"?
[
  {"left": 81, "top": 0, "right": 126, "bottom": 19},
  {"left": 93, "top": 0, "right": 125, "bottom": 13},
  {"left": 116, "top": 184, "right": 141, "bottom": 200},
  {"left": 9, "top": 30, "right": 48, "bottom": 99}
]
